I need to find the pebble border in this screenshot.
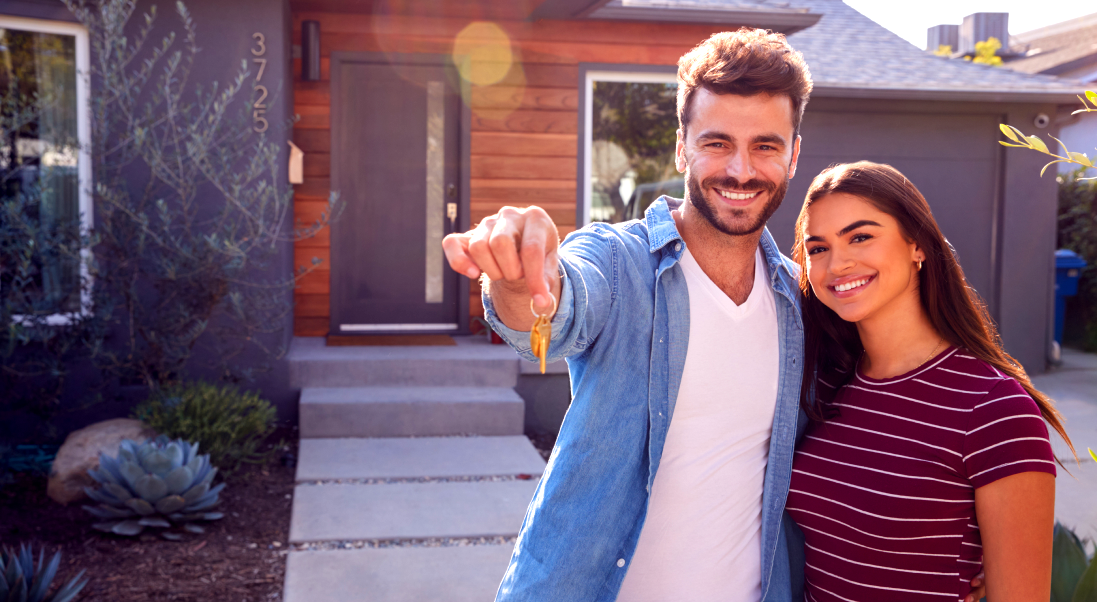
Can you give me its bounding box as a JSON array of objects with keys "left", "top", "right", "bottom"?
[
  {"left": 291, "top": 535, "right": 517, "bottom": 551},
  {"left": 297, "top": 474, "right": 537, "bottom": 486}
]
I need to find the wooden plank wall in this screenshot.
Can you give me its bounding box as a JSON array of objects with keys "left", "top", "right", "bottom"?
[{"left": 289, "top": 8, "right": 724, "bottom": 335}]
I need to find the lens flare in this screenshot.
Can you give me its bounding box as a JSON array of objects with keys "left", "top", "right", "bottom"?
[{"left": 452, "top": 22, "right": 513, "bottom": 87}]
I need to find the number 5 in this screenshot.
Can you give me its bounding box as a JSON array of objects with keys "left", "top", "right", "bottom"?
[{"left": 253, "top": 109, "right": 268, "bottom": 133}]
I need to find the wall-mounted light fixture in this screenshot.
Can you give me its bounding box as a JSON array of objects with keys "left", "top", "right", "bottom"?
[{"left": 302, "top": 20, "right": 320, "bottom": 81}]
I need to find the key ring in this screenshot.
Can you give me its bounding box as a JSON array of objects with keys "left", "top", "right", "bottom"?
[{"left": 530, "top": 293, "right": 557, "bottom": 318}]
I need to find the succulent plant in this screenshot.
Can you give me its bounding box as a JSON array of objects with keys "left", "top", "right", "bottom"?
[
  {"left": 0, "top": 543, "right": 87, "bottom": 602},
  {"left": 83, "top": 435, "right": 225, "bottom": 540}
]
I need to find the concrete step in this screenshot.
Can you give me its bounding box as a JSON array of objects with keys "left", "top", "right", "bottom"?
[
  {"left": 299, "top": 387, "right": 525, "bottom": 438},
  {"left": 296, "top": 436, "right": 546, "bottom": 481},
  {"left": 289, "top": 480, "right": 538, "bottom": 543},
  {"left": 284, "top": 545, "right": 512, "bottom": 602},
  {"left": 287, "top": 337, "right": 520, "bottom": 388}
]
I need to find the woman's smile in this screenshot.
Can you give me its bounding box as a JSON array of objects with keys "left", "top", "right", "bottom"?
[{"left": 827, "top": 273, "right": 876, "bottom": 297}]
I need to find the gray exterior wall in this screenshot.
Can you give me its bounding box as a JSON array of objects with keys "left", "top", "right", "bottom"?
[{"left": 2, "top": 0, "right": 299, "bottom": 421}]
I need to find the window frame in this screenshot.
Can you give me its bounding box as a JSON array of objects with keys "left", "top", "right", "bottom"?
[
  {"left": 577, "top": 64, "right": 678, "bottom": 227},
  {"left": 1, "top": 15, "right": 94, "bottom": 325}
]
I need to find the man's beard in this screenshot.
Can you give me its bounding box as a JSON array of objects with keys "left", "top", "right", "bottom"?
[{"left": 685, "top": 168, "right": 789, "bottom": 237}]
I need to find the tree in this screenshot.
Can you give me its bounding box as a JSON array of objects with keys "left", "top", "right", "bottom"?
[
  {"left": 60, "top": 0, "right": 339, "bottom": 389},
  {"left": 965, "top": 37, "right": 1003, "bottom": 66}
]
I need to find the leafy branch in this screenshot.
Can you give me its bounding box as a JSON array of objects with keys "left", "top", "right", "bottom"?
[{"left": 999, "top": 91, "right": 1097, "bottom": 179}]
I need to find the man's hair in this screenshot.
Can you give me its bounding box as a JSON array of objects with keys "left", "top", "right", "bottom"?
[{"left": 677, "top": 28, "right": 813, "bottom": 138}]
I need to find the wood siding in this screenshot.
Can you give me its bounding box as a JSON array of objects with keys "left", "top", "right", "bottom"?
[{"left": 290, "top": 8, "right": 725, "bottom": 335}]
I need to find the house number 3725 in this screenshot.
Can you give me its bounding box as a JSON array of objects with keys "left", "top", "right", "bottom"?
[{"left": 252, "top": 32, "right": 269, "bottom": 133}]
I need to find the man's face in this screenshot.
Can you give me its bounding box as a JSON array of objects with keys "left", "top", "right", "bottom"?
[{"left": 675, "top": 89, "right": 800, "bottom": 236}]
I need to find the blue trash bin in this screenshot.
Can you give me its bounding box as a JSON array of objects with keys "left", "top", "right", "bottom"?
[{"left": 1054, "top": 249, "right": 1088, "bottom": 345}]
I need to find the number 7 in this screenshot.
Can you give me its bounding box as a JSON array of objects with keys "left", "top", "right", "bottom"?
[{"left": 253, "top": 58, "right": 267, "bottom": 82}]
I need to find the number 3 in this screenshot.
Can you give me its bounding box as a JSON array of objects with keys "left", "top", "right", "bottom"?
[{"left": 252, "top": 32, "right": 266, "bottom": 56}]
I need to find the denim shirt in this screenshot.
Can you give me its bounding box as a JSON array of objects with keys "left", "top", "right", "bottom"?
[{"left": 483, "top": 198, "right": 807, "bottom": 602}]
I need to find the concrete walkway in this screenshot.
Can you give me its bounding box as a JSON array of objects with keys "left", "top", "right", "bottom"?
[
  {"left": 1034, "top": 348, "right": 1097, "bottom": 541},
  {"left": 282, "top": 337, "right": 546, "bottom": 602}
]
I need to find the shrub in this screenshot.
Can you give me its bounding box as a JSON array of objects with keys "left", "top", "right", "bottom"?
[
  {"left": 1052, "top": 521, "right": 1097, "bottom": 601},
  {"left": 133, "top": 381, "right": 277, "bottom": 474},
  {"left": 0, "top": 543, "right": 87, "bottom": 602},
  {"left": 1058, "top": 169, "right": 1097, "bottom": 351}
]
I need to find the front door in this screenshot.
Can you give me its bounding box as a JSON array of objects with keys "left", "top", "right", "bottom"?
[{"left": 331, "top": 56, "right": 462, "bottom": 333}]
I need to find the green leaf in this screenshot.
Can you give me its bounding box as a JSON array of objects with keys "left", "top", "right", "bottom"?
[
  {"left": 1054, "top": 523, "right": 1088, "bottom": 602},
  {"left": 1051, "top": 134, "right": 1071, "bottom": 155},
  {"left": 1088, "top": 448, "right": 1097, "bottom": 463},
  {"left": 1028, "top": 135, "right": 1050, "bottom": 154},
  {"left": 1086, "top": 90, "right": 1097, "bottom": 106},
  {"left": 1000, "top": 123, "right": 1020, "bottom": 142},
  {"left": 1074, "top": 554, "right": 1097, "bottom": 602},
  {"left": 1000, "top": 141, "right": 1030, "bottom": 148},
  {"left": 1043, "top": 160, "right": 1069, "bottom": 177},
  {"left": 1069, "top": 153, "right": 1094, "bottom": 168}
]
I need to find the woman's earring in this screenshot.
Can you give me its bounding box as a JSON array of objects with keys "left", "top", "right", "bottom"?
[{"left": 917, "top": 260, "right": 923, "bottom": 271}]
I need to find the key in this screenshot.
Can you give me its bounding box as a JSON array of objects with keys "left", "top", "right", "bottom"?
[
  {"left": 529, "top": 295, "right": 557, "bottom": 375},
  {"left": 536, "top": 316, "right": 551, "bottom": 374}
]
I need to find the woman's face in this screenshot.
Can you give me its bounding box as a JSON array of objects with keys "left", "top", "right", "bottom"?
[{"left": 802, "top": 192, "right": 925, "bottom": 324}]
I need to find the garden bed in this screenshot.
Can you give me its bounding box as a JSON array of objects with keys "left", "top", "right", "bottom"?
[{"left": 0, "top": 432, "right": 297, "bottom": 602}]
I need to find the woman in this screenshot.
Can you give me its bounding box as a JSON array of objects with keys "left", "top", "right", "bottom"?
[{"left": 786, "top": 161, "right": 1074, "bottom": 602}]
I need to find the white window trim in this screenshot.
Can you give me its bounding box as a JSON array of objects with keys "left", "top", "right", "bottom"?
[
  {"left": 582, "top": 69, "right": 678, "bottom": 226},
  {"left": 2, "top": 15, "right": 93, "bottom": 325}
]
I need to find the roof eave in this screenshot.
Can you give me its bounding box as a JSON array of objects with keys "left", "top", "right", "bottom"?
[
  {"left": 811, "top": 84, "right": 1086, "bottom": 105},
  {"left": 584, "top": 7, "right": 821, "bottom": 34}
]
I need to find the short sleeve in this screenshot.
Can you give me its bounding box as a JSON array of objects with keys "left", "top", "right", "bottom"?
[{"left": 963, "top": 378, "right": 1056, "bottom": 488}]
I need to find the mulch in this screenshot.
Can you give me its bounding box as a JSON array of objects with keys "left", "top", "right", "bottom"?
[
  {"left": 0, "top": 431, "right": 297, "bottom": 602},
  {"left": 0, "top": 428, "right": 556, "bottom": 601}
]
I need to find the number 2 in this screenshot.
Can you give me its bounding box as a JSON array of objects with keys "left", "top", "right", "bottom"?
[
  {"left": 251, "top": 32, "right": 266, "bottom": 56},
  {"left": 254, "top": 85, "right": 268, "bottom": 109}
]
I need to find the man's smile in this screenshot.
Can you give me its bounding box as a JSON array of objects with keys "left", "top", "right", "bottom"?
[{"left": 715, "top": 188, "right": 760, "bottom": 201}]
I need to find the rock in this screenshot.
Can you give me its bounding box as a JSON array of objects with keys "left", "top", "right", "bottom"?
[{"left": 47, "top": 418, "right": 157, "bottom": 505}]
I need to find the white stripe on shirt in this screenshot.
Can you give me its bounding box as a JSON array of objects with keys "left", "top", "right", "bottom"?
[
  {"left": 794, "top": 470, "right": 969, "bottom": 503},
  {"left": 833, "top": 404, "right": 966, "bottom": 433}
]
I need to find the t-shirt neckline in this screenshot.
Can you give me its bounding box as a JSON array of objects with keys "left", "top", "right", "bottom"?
[
  {"left": 855, "top": 346, "right": 958, "bottom": 386},
  {"left": 679, "top": 246, "right": 768, "bottom": 320}
]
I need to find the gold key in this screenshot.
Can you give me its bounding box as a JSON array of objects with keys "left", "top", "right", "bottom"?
[{"left": 529, "top": 294, "right": 557, "bottom": 374}]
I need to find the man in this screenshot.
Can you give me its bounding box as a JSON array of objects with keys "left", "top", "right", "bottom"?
[{"left": 443, "top": 29, "right": 986, "bottom": 602}]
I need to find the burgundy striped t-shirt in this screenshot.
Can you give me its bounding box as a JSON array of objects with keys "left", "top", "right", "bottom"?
[{"left": 786, "top": 347, "right": 1056, "bottom": 602}]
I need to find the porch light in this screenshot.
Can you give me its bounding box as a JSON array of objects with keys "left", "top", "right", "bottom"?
[{"left": 302, "top": 20, "right": 320, "bottom": 81}]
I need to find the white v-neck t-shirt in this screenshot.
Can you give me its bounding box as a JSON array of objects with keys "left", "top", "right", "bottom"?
[{"left": 617, "top": 247, "right": 780, "bottom": 602}]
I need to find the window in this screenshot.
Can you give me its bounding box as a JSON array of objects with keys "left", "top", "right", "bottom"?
[
  {"left": 581, "top": 68, "right": 682, "bottom": 225},
  {"left": 0, "top": 16, "right": 91, "bottom": 321}
]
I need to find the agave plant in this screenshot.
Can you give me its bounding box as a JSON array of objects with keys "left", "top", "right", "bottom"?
[
  {"left": 83, "top": 436, "right": 225, "bottom": 540},
  {"left": 0, "top": 543, "right": 87, "bottom": 602}
]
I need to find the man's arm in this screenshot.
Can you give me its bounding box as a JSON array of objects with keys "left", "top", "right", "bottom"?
[{"left": 443, "top": 206, "right": 562, "bottom": 332}]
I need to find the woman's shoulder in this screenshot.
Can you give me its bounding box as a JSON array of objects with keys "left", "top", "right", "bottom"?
[{"left": 929, "top": 348, "right": 1039, "bottom": 414}]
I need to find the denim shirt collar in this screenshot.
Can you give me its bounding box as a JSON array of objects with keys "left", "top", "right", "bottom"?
[{"left": 644, "top": 196, "right": 801, "bottom": 320}]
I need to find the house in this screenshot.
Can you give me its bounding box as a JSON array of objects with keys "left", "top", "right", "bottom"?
[
  {"left": 1, "top": 0, "right": 1084, "bottom": 422},
  {"left": 926, "top": 11, "right": 1097, "bottom": 177}
]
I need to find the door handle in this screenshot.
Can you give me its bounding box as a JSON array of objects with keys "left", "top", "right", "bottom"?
[{"left": 447, "top": 202, "right": 457, "bottom": 228}]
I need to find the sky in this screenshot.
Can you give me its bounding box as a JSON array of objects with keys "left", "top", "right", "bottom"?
[{"left": 842, "top": 1, "right": 1097, "bottom": 49}]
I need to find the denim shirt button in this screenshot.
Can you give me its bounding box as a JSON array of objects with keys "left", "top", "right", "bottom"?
[
  {"left": 674, "top": 243, "right": 682, "bottom": 252},
  {"left": 617, "top": 559, "right": 626, "bottom": 568}
]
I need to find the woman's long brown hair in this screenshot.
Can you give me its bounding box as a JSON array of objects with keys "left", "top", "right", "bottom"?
[{"left": 792, "top": 161, "right": 1074, "bottom": 456}]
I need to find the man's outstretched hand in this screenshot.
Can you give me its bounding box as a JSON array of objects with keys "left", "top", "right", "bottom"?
[{"left": 442, "top": 206, "right": 562, "bottom": 332}]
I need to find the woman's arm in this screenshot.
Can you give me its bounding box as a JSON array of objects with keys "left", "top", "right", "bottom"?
[{"left": 974, "top": 471, "right": 1055, "bottom": 602}]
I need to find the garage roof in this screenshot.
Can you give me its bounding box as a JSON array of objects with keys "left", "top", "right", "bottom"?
[{"left": 625, "top": 0, "right": 1087, "bottom": 103}]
